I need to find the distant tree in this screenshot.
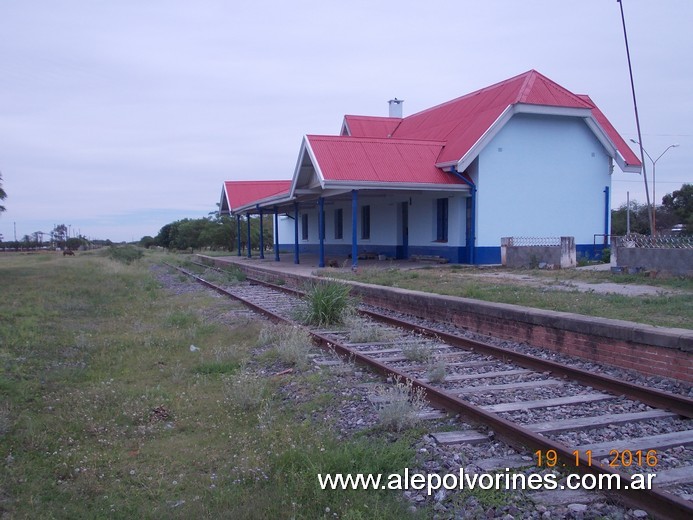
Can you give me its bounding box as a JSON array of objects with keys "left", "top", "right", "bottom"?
[
  {"left": 0, "top": 171, "right": 6, "bottom": 213},
  {"left": 173, "top": 218, "right": 208, "bottom": 251},
  {"left": 611, "top": 201, "right": 650, "bottom": 236},
  {"left": 52, "top": 224, "right": 68, "bottom": 248},
  {"left": 140, "top": 235, "right": 157, "bottom": 248},
  {"left": 155, "top": 223, "right": 177, "bottom": 249},
  {"left": 661, "top": 183, "right": 693, "bottom": 234},
  {"left": 66, "top": 237, "right": 84, "bottom": 250},
  {"left": 199, "top": 216, "right": 235, "bottom": 250}
]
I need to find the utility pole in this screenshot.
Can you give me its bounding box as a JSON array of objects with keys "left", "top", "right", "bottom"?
[
  {"left": 630, "top": 140, "right": 679, "bottom": 235},
  {"left": 617, "top": 0, "right": 653, "bottom": 235}
]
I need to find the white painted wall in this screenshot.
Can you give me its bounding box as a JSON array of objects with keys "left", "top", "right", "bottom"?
[
  {"left": 275, "top": 191, "right": 467, "bottom": 248},
  {"left": 406, "top": 192, "right": 466, "bottom": 247},
  {"left": 476, "top": 114, "right": 611, "bottom": 247}
]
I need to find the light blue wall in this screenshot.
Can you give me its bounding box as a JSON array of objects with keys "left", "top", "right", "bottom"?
[{"left": 476, "top": 114, "right": 611, "bottom": 248}]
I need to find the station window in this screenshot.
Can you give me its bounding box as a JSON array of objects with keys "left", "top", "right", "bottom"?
[
  {"left": 436, "top": 198, "right": 448, "bottom": 242},
  {"left": 334, "top": 208, "right": 343, "bottom": 239},
  {"left": 361, "top": 205, "right": 371, "bottom": 240},
  {"left": 301, "top": 213, "right": 309, "bottom": 240}
]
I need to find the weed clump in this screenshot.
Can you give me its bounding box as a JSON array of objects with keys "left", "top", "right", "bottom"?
[
  {"left": 426, "top": 356, "right": 447, "bottom": 383},
  {"left": 372, "top": 377, "right": 427, "bottom": 432},
  {"left": 258, "top": 324, "right": 313, "bottom": 369},
  {"left": 296, "top": 281, "right": 353, "bottom": 326},
  {"left": 343, "top": 313, "right": 395, "bottom": 343},
  {"left": 401, "top": 342, "right": 432, "bottom": 363},
  {"left": 106, "top": 245, "right": 144, "bottom": 264},
  {"left": 223, "top": 371, "right": 267, "bottom": 410},
  {"left": 203, "top": 266, "right": 246, "bottom": 284}
]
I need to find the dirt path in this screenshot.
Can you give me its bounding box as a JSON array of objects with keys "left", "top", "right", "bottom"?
[{"left": 462, "top": 271, "right": 683, "bottom": 297}]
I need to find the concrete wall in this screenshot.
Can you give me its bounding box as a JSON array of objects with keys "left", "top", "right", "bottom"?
[
  {"left": 616, "top": 247, "right": 693, "bottom": 276},
  {"left": 203, "top": 256, "right": 692, "bottom": 384},
  {"left": 501, "top": 237, "right": 576, "bottom": 269}
]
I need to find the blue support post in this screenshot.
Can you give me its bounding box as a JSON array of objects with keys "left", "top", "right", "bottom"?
[
  {"left": 451, "top": 167, "right": 476, "bottom": 264},
  {"left": 246, "top": 213, "right": 252, "bottom": 258},
  {"left": 318, "top": 197, "right": 325, "bottom": 268},
  {"left": 351, "top": 190, "right": 358, "bottom": 269},
  {"left": 274, "top": 206, "right": 280, "bottom": 262},
  {"left": 258, "top": 205, "right": 264, "bottom": 259},
  {"left": 236, "top": 214, "right": 242, "bottom": 256},
  {"left": 603, "top": 186, "right": 610, "bottom": 247},
  {"left": 293, "top": 201, "right": 300, "bottom": 264},
  {"left": 469, "top": 186, "right": 476, "bottom": 264}
]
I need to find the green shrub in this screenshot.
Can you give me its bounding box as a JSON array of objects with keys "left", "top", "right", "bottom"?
[
  {"left": 601, "top": 247, "right": 611, "bottom": 264},
  {"left": 297, "top": 281, "right": 353, "bottom": 326}
]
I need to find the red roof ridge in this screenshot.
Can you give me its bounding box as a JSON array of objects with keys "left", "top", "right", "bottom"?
[
  {"left": 343, "top": 114, "right": 402, "bottom": 122},
  {"left": 405, "top": 69, "right": 535, "bottom": 119},
  {"left": 517, "top": 70, "right": 538, "bottom": 103},
  {"left": 307, "top": 134, "right": 446, "bottom": 146}
]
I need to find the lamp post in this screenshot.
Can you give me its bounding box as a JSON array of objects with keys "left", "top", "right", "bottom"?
[{"left": 630, "top": 139, "right": 679, "bottom": 235}]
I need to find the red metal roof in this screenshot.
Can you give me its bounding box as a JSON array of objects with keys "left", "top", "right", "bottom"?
[
  {"left": 342, "top": 115, "right": 402, "bottom": 138},
  {"left": 306, "top": 135, "right": 464, "bottom": 185},
  {"left": 391, "top": 70, "right": 635, "bottom": 166},
  {"left": 222, "top": 70, "right": 638, "bottom": 211},
  {"left": 223, "top": 180, "right": 290, "bottom": 211}
]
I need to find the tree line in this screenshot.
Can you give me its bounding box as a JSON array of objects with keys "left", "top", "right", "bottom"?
[
  {"left": 145, "top": 213, "right": 274, "bottom": 252},
  {"left": 611, "top": 183, "right": 692, "bottom": 236}
]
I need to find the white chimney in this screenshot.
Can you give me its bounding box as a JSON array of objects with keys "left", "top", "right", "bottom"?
[{"left": 388, "top": 98, "right": 403, "bottom": 118}]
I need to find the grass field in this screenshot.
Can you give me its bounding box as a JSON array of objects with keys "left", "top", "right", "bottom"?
[
  {"left": 0, "top": 250, "right": 423, "bottom": 519},
  {"left": 321, "top": 265, "right": 693, "bottom": 330}
]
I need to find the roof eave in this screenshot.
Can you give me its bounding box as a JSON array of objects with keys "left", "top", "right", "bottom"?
[
  {"left": 219, "top": 185, "right": 231, "bottom": 216},
  {"left": 289, "top": 136, "right": 326, "bottom": 198},
  {"left": 452, "top": 103, "right": 634, "bottom": 174},
  {"left": 323, "top": 180, "right": 469, "bottom": 192},
  {"left": 583, "top": 116, "right": 641, "bottom": 174},
  {"left": 451, "top": 104, "right": 515, "bottom": 172},
  {"left": 233, "top": 192, "right": 294, "bottom": 214}
]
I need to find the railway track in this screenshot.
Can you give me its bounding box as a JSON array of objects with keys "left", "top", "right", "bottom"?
[{"left": 168, "top": 261, "right": 693, "bottom": 519}]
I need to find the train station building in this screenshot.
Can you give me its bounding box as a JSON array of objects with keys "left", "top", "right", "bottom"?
[{"left": 219, "top": 70, "right": 640, "bottom": 267}]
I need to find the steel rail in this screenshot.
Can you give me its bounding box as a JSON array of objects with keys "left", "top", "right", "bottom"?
[
  {"left": 359, "top": 308, "right": 693, "bottom": 419},
  {"left": 195, "top": 263, "right": 692, "bottom": 419},
  {"left": 169, "top": 263, "right": 692, "bottom": 519}
]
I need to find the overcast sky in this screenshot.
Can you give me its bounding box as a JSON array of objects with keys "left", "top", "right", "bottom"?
[{"left": 1, "top": 0, "right": 691, "bottom": 243}]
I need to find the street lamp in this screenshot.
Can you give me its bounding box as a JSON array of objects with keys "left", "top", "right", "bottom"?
[{"left": 630, "top": 139, "right": 679, "bottom": 234}]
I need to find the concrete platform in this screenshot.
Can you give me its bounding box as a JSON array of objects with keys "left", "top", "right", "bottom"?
[{"left": 207, "top": 253, "right": 437, "bottom": 278}]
